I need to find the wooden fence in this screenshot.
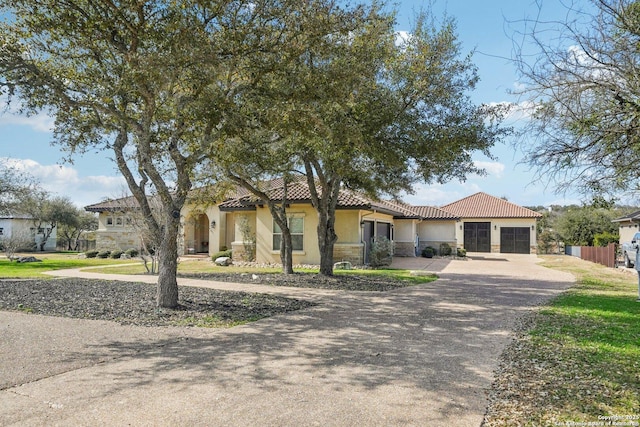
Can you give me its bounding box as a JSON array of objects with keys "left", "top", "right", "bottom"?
[{"left": 566, "top": 243, "right": 617, "bottom": 268}]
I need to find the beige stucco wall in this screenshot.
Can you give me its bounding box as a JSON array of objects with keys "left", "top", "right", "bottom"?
[
  {"left": 618, "top": 221, "right": 639, "bottom": 245},
  {"left": 180, "top": 204, "right": 230, "bottom": 255},
  {"left": 455, "top": 217, "right": 538, "bottom": 253},
  {"left": 416, "top": 220, "right": 458, "bottom": 254},
  {"left": 228, "top": 207, "right": 397, "bottom": 265}
]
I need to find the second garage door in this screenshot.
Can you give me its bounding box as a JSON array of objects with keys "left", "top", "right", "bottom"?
[{"left": 500, "top": 227, "right": 531, "bottom": 253}]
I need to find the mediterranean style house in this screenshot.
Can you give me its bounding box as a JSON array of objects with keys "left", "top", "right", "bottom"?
[{"left": 84, "top": 183, "right": 542, "bottom": 265}]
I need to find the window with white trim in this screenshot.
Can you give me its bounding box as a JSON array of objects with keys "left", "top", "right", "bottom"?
[
  {"left": 273, "top": 217, "right": 304, "bottom": 251},
  {"left": 106, "top": 217, "right": 114, "bottom": 226},
  {"left": 0, "top": 227, "right": 3, "bottom": 236}
]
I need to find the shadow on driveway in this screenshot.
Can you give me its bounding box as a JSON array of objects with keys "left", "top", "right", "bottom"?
[{"left": 1, "top": 257, "right": 574, "bottom": 426}]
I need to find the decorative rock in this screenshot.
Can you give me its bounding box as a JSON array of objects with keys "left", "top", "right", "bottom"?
[
  {"left": 17, "top": 256, "right": 42, "bottom": 263},
  {"left": 214, "top": 256, "right": 232, "bottom": 266},
  {"left": 334, "top": 261, "right": 352, "bottom": 270}
]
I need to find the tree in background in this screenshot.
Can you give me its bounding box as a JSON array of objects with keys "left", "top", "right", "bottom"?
[
  {"left": 57, "top": 210, "right": 98, "bottom": 251},
  {"left": 554, "top": 206, "right": 619, "bottom": 246},
  {"left": 19, "top": 193, "right": 78, "bottom": 251},
  {"left": 0, "top": 159, "right": 38, "bottom": 214},
  {"left": 514, "top": 0, "right": 640, "bottom": 200}
]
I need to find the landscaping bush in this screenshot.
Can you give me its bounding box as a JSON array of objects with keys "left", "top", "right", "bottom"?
[
  {"left": 593, "top": 231, "right": 619, "bottom": 247},
  {"left": 125, "top": 248, "right": 139, "bottom": 258},
  {"left": 421, "top": 246, "right": 436, "bottom": 258},
  {"left": 85, "top": 250, "right": 99, "bottom": 258},
  {"left": 369, "top": 236, "right": 394, "bottom": 268},
  {"left": 96, "top": 250, "right": 111, "bottom": 259},
  {"left": 457, "top": 248, "right": 467, "bottom": 257},
  {"left": 212, "top": 249, "right": 232, "bottom": 261},
  {"left": 439, "top": 243, "right": 452, "bottom": 256},
  {"left": 110, "top": 250, "right": 124, "bottom": 259}
]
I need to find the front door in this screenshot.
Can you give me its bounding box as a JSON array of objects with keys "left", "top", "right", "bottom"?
[{"left": 464, "top": 222, "right": 491, "bottom": 252}]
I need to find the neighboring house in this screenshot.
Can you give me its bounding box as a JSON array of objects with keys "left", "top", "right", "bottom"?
[
  {"left": 0, "top": 214, "right": 57, "bottom": 251},
  {"left": 611, "top": 210, "right": 640, "bottom": 244},
  {"left": 85, "top": 187, "right": 541, "bottom": 264},
  {"left": 441, "top": 192, "right": 542, "bottom": 254}
]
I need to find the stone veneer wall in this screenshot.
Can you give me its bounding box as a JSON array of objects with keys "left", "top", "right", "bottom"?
[
  {"left": 96, "top": 231, "right": 141, "bottom": 251},
  {"left": 418, "top": 240, "right": 458, "bottom": 255},
  {"left": 394, "top": 242, "right": 416, "bottom": 257},
  {"left": 332, "top": 243, "right": 364, "bottom": 265}
]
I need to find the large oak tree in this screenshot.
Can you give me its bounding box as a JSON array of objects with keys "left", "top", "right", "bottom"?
[
  {"left": 0, "top": 0, "right": 323, "bottom": 306},
  {"left": 219, "top": 7, "right": 508, "bottom": 275}
]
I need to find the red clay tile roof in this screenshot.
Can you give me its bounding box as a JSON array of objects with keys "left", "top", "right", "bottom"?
[
  {"left": 218, "top": 181, "right": 453, "bottom": 219},
  {"left": 84, "top": 196, "right": 141, "bottom": 212},
  {"left": 440, "top": 192, "right": 542, "bottom": 218},
  {"left": 410, "top": 205, "right": 460, "bottom": 220}
]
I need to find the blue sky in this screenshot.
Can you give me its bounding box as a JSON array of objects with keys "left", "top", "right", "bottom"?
[{"left": 0, "top": 0, "right": 586, "bottom": 209}]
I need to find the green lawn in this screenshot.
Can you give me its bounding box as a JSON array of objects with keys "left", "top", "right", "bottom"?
[
  {"left": 484, "top": 255, "right": 640, "bottom": 426},
  {"left": 0, "top": 253, "right": 136, "bottom": 278},
  {"left": 0, "top": 253, "right": 435, "bottom": 286}
]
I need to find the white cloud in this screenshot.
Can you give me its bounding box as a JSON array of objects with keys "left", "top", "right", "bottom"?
[
  {"left": 2, "top": 157, "right": 126, "bottom": 208},
  {"left": 473, "top": 160, "right": 505, "bottom": 178},
  {"left": 395, "top": 30, "right": 411, "bottom": 46},
  {"left": 0, "top": 95, "right": 55, "bottom": 132},
  {"left": 0, "top": 112, "right": 54, "bottom": 132}
]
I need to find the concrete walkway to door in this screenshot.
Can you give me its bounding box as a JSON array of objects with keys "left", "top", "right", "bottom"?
[{"left": 1, "top": 254, "right": 575, "bottom": 426}]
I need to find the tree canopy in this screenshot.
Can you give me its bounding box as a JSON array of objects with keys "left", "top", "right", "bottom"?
[
  {"left": 513, "top": 0, "right": 640, "bottom": 199},
  {"left": 212, "top": 6, "right": 508, "bottom": 274},
  {"left": 0, "top": 0, "right": 342, "bottom": 306}
]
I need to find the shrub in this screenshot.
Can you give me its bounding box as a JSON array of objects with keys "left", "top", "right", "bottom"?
[
  {"left": 85, "top": 250, "right": 99, "bottom": 258},
  {"left": 457, "top": 248, "right": 467, "bottom": 257},
  {"left": 97, "top": 250, "right": 111, "bottom": 259},
  {"left": 422, "top": 246, "right": 436, "bottom": 258},
  {"left": 439, "top": 243, "right": 452, "bottom": 256},
  {"left": 212, "top": 249, "right": 232, "bottom": 260},
  {"left": 125, "top": 248, "right": 139, "bottom": 258},
  {"left": 369, "top": 236, "right": 394, "bottom": 268},
  {"left": 593, "top": 232, "right": 619, "bottom": 247},
  {"left": 110, "top": 250, "right": 124, "bottom": 259}
]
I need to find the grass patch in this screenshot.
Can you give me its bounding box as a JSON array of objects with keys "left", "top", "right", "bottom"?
[
  {"left": 484, "top": 255, "right": 640, "bottom": 426},
  {"left": 0, "top": 253, "right": 136, "bottom": 278},
  {"left": 86, "top": 259, "right": 437, "bottom": 288}
]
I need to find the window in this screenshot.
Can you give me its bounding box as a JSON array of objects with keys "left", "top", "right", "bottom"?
[
  {"left": 125, "top": 217, "right": 132, "bottom": 226},
  {"left": 273, "top": 217, "right": 304, "bottom": 251},
  {"left": 106, "top": 217, "right": 113, "bottom": 226},
  {"left": 116, "top": 217, "right": 123, "bottom": 226},
  {"left": 0, "top": 228, "right": 3, "bottom": 236}
]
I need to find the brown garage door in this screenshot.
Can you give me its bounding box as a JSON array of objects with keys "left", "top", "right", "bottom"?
[
  {"left": 500, "top": 227, "right": 531, "bottom": 253},
  {"left": 464, "top": 222, "right": 491, "bottom": 252}
]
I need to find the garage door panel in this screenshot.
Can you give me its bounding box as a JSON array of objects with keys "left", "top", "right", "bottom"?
[
  {"left": 501, "top": 227, "right": 530, "bottom": 253},
  {"left": 464, "top": 222, "right": 491, "bottom": 252}
]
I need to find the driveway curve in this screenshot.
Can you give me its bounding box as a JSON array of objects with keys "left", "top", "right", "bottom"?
[{"left": 0, "top": 254, "right": 574, "bottom": 426}]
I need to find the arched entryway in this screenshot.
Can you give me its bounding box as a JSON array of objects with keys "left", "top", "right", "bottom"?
[{"left": 186, "top": 213, "right": 210, "bottom": 254}]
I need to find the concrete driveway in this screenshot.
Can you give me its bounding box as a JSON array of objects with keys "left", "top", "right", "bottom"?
[{"left": 0, "top": 254, "right": 574, "bottom": 426}]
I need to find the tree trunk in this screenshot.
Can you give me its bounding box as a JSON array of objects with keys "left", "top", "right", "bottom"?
[
  {"left": 280, "top": 226, "right": 294, "bottom": 274},
  {"left": 317, "top": 208, "right": 338, "bottom": 276},
  {"left": 156, "top": 215, "right": 180, "bottom": 308}
]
